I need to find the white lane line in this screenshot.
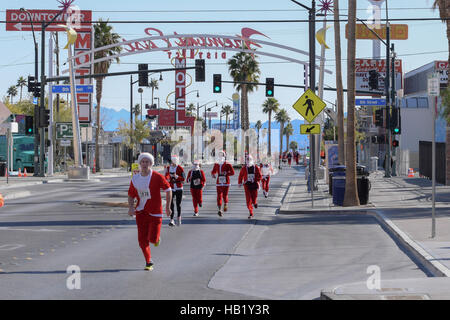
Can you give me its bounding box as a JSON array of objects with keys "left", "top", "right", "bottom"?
[
  {"left": 0, "top": 227, "right": 64, "bottom": 232},
  {"left": 0, "top": 244, "right": 25, "bottom": 251}
]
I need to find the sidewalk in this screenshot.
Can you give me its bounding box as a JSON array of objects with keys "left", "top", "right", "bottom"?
[{"left": 280, "top": 167, "right": 450, "bottom": 299}]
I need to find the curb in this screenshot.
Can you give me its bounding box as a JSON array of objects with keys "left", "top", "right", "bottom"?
[{"left": 370, "top": 210, "right": 450, "bottom": 278}]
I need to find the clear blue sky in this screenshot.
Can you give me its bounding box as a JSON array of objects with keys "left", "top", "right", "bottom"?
[{"left": 0, "top": 0, "right": 447, "bottom": 125}]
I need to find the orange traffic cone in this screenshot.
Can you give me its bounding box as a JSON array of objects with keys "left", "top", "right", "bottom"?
[
  {"left": 408, "top": 168, "right": 414, "bottom": 178},
  {"left": 18, "top": 168, "right": 22, "bottom": 177},
  {"left": 23, "top": 168, "right": 28, "bottom": 177}
]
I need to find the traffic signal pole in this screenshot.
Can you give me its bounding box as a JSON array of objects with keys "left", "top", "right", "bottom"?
[{"left": 384, "top": 21, "right": 391, "bottom": 178}]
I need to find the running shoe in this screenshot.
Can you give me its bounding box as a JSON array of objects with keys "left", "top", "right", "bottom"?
[
  {"left": 248, "top": 214, "right": 253, "bottom": 219},
  {"left": 199, "top": 203, "right": 202, "bottom": 207},
  {"left": 154, "top": 238, "right": 161, "bottom": 247},
  {"left": 223, "top": 203, "right": 228, "bottom": 212},
  {"left": 254, "top": 203, "right": 258, "bottom": 209},
  {"left": 193, "top": 212, "right": 199, "bottom": 217},
  {"left": 177, "top": 217, "right": 182, "bottom": 226},
  {"left": 169, "top": 219, "right": 175, "bottom": 227},
  {"left": 145, "top": 261, "right": 154, "bottom": 271},
  {"left": 218, "top": 210, "right": 223, "bottom": 217}
]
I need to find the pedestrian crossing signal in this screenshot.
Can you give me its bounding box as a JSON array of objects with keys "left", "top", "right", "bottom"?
[
  {"left": 392, "top": 139, "right": 399, "bottom": 148},
  {"left": 265, "top": 78, "right": 274, "bottom": 97}
]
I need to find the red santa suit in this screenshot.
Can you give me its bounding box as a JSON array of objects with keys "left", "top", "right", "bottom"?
[
  {"left": 186, "top": 167, "right": 206, "bottom": 214},
  {"left": 260, "top": 163, "right": 274, "bottom": 196},
  {"left": 238, "top": 164, "right": 262, "bottom": 217},
  {"left": 211, "top": 161, "right": 235, "bottom": 212},
  {"left": 164, "top": 164, "right": 185, "bottom": 221},
  {"left": 128, "top": 170, "right": 171, "bottom": 264}
]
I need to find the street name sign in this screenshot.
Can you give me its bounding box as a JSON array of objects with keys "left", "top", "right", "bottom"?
[
  {"left": 292, "top": 89, "right": 326, "bottom": 123},
  {"left": 428, "top": 73, "right": 440, "bottom": 97},
  {"left": 355, "top": 98, "right": 386, "bottom": 106},
  {"left": 51, "top": 85, "right": 93, "bottom": 94},
  {"left": 300, "top": 124, "right": 321, "bottom": 135},
  {"left": 5, "top": 9, "right": 92, "bottom": 32}
]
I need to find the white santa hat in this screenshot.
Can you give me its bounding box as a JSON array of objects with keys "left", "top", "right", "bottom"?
[
  {"left": 138, "top": 153, "right": 154, "bottom": 166},
  {"left": 171, "top": 155, "right": 179, "bottom": 165}
]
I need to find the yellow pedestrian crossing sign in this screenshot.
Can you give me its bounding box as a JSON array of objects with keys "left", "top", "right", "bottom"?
[
  {"left": 292, "top": 89, "right": 326, "bottom": 123},
  {"left": 300, "top": 124, "right": 321, "bottom": 134}
]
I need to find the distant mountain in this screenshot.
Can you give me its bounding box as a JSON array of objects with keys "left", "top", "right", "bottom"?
[{"left": 101, "top": 106, "right": 132, "bottom": 131}]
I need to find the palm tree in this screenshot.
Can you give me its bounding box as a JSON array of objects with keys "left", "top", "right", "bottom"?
[
  {"left": 16, "top": 76, "right": 27, "bottom": 102},
  {"left": 283, "top": 122, "right": 294, "bottom": 153},
  {"left": 186, "top": 102, "right": 196, "bottom": 117},
  {"left": 94, "top": 19, "right": 122, "bottom": 172},
  {"left": 333, "top": 0, "right": 345, "bottom": 165},
  {"left": 7, "top": 86, "right": 17, "bottom": 104},
  {"left": 221, "top": 104, "right": 233, "bottom": 150},
  {"left": 275, "top": 109, "right": 290, "bottom": 168},
  {"left": 262, "top": 97, "right": 280, "bottom": 156},
  {"left": 228, "top": 49, "right": 261, "bottom": 151},
  {"left": 255, "top": 120, "right": 262, "bottom": 162},
  {"left": 343, "top": 0, "right": 360, "bottom": 207},
  {"left": 149, "top": 79, "right": 159, "bottom": 108}
]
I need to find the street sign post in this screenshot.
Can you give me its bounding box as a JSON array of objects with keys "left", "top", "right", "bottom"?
[{"left": 428, "top": 72, "right": 439, "bottom": 238}]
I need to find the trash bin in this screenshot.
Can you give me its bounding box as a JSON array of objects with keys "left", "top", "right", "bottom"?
[
  {"left": 332, "top": 176, "right": 346, "bottom": 206},
  {"left": 0, "top": 161, "right": 6, "bottom": 177},
  {"left": 357, "top": 176, "right": 371, "bottom": 205},
  {"left": 331, "top": 165, "right": 371, "bottom": 206},
  {"left": 329, "top": 165, "right": 346, "bottom": 195}
]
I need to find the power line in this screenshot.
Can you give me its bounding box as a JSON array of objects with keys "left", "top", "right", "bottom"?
[{"left": 0, "top": 17, "right": 447, "bottom": 24}]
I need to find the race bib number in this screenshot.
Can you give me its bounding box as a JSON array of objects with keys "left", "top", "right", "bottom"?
[
  {"left": 262, "top": 168, "right": 269, "bottom": 176},
  {"left": 139, "top": 189, "right": 151, "bottom": 199},
  {"left": 247, "top": 174, "right": 255, "bottom": 182},
  {"left": 193, "top": 178, "right": 201, "bottom": 186},
  {"left": 218, "top": 176, "right": 227, "bottom": 184}
]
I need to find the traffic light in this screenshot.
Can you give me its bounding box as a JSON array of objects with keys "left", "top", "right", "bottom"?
[
  {"left": 27, "top": 76, "right": 35, "bottom": 93},
  {"left": 25, "top": 116, "right": 33, "bottom": 135},
  {"left": 28, "top": 76, "right": 41, "bottom": 98},
  {"left": 265, "top": 78, "right": 274, "bottom": 97},
  {"left": 374, "top": 108, "right": 383, "bottom": 127},
  {"left": 213, "top": 74, "right": 221, "bottom": 93},
  {"left": 138, "top": 64, "right": 148, "bottom": 87},
  {"left": 390, "top": 107, "right": 401, "bottom": 134},
  {"left": 392, "top": 139, "right": 399, "bottom": 148},
  {"left": 195, "top": 59, "right": 205, "bottom": 82},
  {"left": 38, "top": 107, "right": 50, "bottom": 127},
  {"left": 368, "top": 70, "right": 379, "bottom": 90}
]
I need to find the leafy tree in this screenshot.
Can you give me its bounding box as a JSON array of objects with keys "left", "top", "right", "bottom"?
[
  {"left": 6, "top": 86, "right": 17, "bottom": 104},
  {"left": 16, "top": 76, "right": 27, "bottom": 102}
]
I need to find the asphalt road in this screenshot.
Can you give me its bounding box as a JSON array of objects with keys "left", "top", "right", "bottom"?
[{"left": 0, "top": 165, "right": 427, "bottom": 300}]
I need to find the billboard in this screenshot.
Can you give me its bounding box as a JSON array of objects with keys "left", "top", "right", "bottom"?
[{"left": 355, "top": 58, "right": 402, "bottom": 96}]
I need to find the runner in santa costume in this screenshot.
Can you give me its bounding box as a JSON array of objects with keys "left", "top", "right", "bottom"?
[
  {"left": 186, "top": 160, "right": 206, "bottom": 217},
  {"left": 128, "top": 153, "right": 172, "bottom": 271},
  {"left": 165, "top": 155, "right": 185, "bottom": 226},
  {"left": 211, "top": 151, "right": 235, "bottom": 217},
  {"left": 238, "top": 155, "right": 262, "bottom": 219},
  {"left": 260, "top": 159, "right": 274, "bottom": 198}
]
